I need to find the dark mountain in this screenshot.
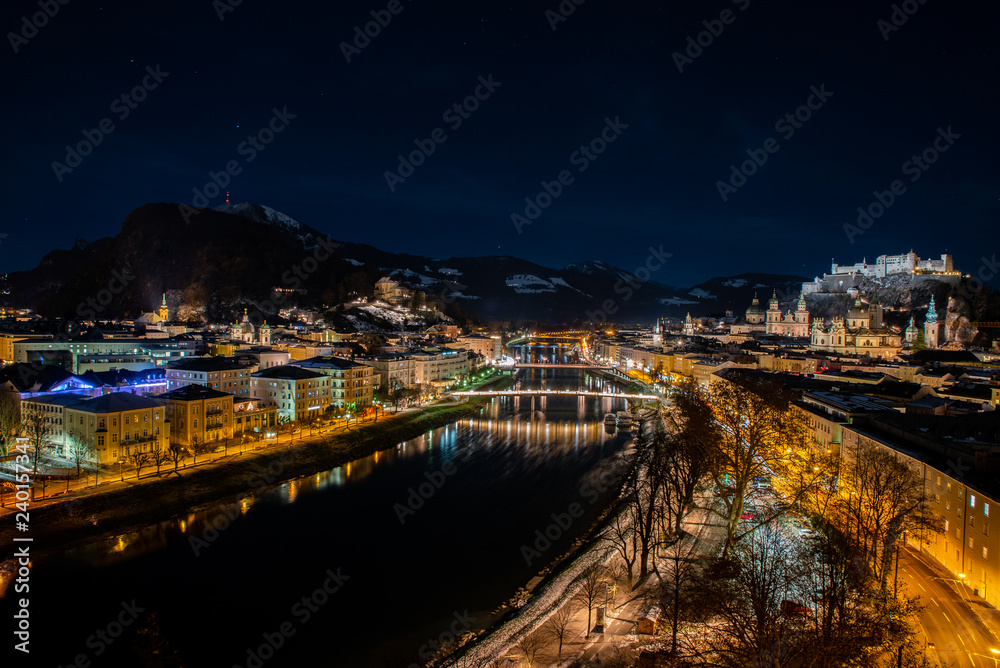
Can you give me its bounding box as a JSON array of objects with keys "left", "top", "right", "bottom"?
[{"left": 2, "top": 203, "right": 810, "bottom": 324}]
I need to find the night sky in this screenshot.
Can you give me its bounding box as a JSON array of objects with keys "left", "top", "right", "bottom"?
[{"left": 3, "top": 0, "right": 998, "bottom": 287}]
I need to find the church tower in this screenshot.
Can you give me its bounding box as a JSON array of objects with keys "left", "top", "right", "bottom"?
[
  {"left": 765, "top": 290, "right": 782, "bottom": 334},
  {"left": 157, "top": 293, "right": 169, "bottom": 321},
  {"left": 924, "top": 295, "right": 942, "bottom": 349},
  {"left": 682, "top": 312, "right": 694, "bottom": 337},
  {"left": 794, "top": 292, "right": 809, "bottom": 325},
  {"left": 905, "top": 316, "right": 919, "bottom": 344},
  {"left": 259, "top": 322, "right": 272, "bottom": 346}
]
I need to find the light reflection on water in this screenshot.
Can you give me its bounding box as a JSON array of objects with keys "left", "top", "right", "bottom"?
[{"left": 9, "top": 368, "right": 637, "bottom": 666}]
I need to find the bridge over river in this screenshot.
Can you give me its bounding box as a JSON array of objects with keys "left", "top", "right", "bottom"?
[{"left": 451, "top": 389, "right": 660, "bottom": 401}]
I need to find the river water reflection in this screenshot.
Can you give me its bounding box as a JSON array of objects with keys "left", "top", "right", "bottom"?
[{"left": 7, "top": 369, "right": 634, "bottom": 667}]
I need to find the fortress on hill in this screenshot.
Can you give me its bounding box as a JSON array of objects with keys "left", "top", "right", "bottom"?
[{"left": 802, "top": 250, "right": 960, "bottom": 295}]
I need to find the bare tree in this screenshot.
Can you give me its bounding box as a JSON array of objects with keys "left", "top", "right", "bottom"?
[
  {"left": 658, "top": 536, "right": 703, "bottom": 656},
  {"left": 697, "top": 522, "right": 808, "bottom": 667},
  {"left": 574, "top": 564, "right": 606, "bottom": 639},
  {"left": 149, "top": 440, "right": 172, "bottom": 476},
  {"left": 23, "top": 407, "right": 50, "bottom": 475},
  {"left": 167, "top": 444, "right": 185, "bottom": 475},
  {"left": 66, "top": 428, "right": 96, "bottom": 478},
  {"left": 701, "top": 375, "right": 824, "bottom": 556},
  {"left": 602, "top": 510, "right": 638, "bottom": 592},
  {"left": 126, "top": 446, "right": 152, "bottom": 480},
  {"left": 0, "top": 390, "right": 22, "bottom": 457},
  {"left": 839, "top": 437, "right": 941, "bottom": 588},
  {"left": 541, "top": 604, "right": 575, "bottom": 662},
  {"left": 515, "top": 632, "right": 544, "bottom": 668}
]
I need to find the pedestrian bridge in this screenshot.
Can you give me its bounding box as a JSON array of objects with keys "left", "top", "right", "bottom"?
[{"left": 451, "top": 389, "right": 660, "bottom": 401}]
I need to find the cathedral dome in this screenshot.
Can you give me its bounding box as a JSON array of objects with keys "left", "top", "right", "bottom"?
[
  {"left": 847, "top": 298, "right": 867, "bottom": 319},
  {"left": 745, "top": 294, "right": 764, "bottom": 315}
]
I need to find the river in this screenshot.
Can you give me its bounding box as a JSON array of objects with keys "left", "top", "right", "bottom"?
[{"left": 4, "top": 365, "right": 634, "bottom": 667}]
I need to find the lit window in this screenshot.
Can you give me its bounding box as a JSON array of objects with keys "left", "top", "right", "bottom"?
[{"left": 971, "top": 495, "right": 977, "bottom": 508}]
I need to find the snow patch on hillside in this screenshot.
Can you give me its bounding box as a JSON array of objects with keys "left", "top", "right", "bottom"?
[
  {"left": 505, "top": 274, "right": 557, "bottom": 294},
  {"left": 344, "top": 258, "right": 363, "bottom": 266},
  {"left": 722, "top": 278, "right": 747, "bottom": 288},
  {"left": 391, "top": 269, "right": 437, "bottom": 286},
  {"left": 661, "top": 296, "right": 699, "bottom": 306},
  {"left": 438, "top": 267, "right": 462, "bottom": 276},
  {"left": 688, "top": 288, "right": 716, "bottom": 300}
]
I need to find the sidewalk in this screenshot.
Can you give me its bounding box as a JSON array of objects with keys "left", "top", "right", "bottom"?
[{"left": 493, "top": 492, "right": 728, "bottom": 667}]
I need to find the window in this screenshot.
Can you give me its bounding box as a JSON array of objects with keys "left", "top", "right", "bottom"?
[
  {"left": 945, "top": 519, "right": 950, "bottom": 531},
  {"left": 112, "top": 417, "right": 117, "bottom": 427},
  {"left": 984, "top": 523, "right": 989, "bottom": 537},
  {"left": 984, "top": 546, "right": 989, "bottom": 560},
  {"left": 97, "top": 436, "right": 104, "bottom": 446},
  {"left": 971, "top": 494, "right": 977, "bottom": 509},
  {"left": 971, "top": 515, "right": 976, "bottom": 527},
  {"left": 937, "top": 475, "right": 942, "bottom": 487},
  {"left": 986, "top": 503, "right": 991, "bottom": 517},
  {"left": 969, "top": 537, "right": 974, "bottom": 549}
]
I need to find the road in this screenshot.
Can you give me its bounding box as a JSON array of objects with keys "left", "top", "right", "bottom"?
[{"left": 899, "top": 546, "right": 1000, "bottom": 668}]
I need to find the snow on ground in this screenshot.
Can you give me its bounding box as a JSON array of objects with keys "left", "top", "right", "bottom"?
[
  {"left": 438, "top": 267, "right": 462, "bottom": 276},
  {"left": 344, "top": 258, "right": 364, "bottom": 266},
  {"left": 391, "top": 268, "right": 438, "bottom": 286},
  {"left": 343, "top": 315, "right": 380, "bottom": 332},
  {"left": 444, "top": 450, "right": 635, "bottom": 667},
  {"left": 505, "top": 274, "right": 557, "bottom": 294},
  {"left": 447, "top": 291, "right": 481, "bottom": 300},
  {"left": 754, "top": 283, "right": 769, "bottom": 288},
  {"left": 722, "top": 278, "right": 747, "bottom": 288},
  {"left": 688, "top": 288, "right": 716, "bottom": 299},
  {"left": 660, "top": 296, "right": 698, "bottom": 306},
  {"left": 549, "top": 276, "right": 591, "bottom": 298},
  {"left": 357, "top": 304, "right": 408, "bottom": 326}
]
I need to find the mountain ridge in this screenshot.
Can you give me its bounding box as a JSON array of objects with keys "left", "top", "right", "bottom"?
[{"left": 3, "top": 202, "right": 812, "bottom": 324}]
